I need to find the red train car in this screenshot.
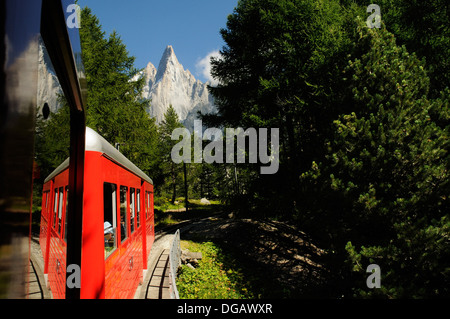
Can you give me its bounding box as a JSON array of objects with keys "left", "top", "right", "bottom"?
[{"left": 39, "top": 127, "right": 155, "bottom": 299}]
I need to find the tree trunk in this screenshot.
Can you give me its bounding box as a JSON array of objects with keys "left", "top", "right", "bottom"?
[
  {"left": 183, "top": 162, "right": 189, "bottom": 211},
  {"left": 171, "top": 162, "right": 176, "bottom": 203}
]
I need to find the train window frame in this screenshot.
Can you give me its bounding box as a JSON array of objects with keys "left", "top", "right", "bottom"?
[
  {"left": 58, "top": 187, "right": 64, "bottom": 235},
  {"left": 43, "top": 191, "right": 49, "bottom": 220},
  {"left": 120, "top": 186, "right": 129, "bottom": 243},
  {"left": 64, "top": 186, "right": 69, "bottom": 243},
  {"left": 149, "top": 192, "right": 153, "bottom": 220},
  {"left": 136, "top": 189, "right": 141, "bottom": 229},
  {"left": 147, "top": 191, "right": 151, "bottom": 220},
  {"left": 45, "top": 191, "right": 49, "bottom": 209},
  {"left": 104, "top": 183, "right": 118, "bottom": 259},
  {"left": 145, "top": 191, "right": 148, "bottom": 220},
  {"left": 130, "top": 188, "right": 135, "bottom": 234},
  {"left": 53, "top": 188, "right": 58, "bottom": 230}
]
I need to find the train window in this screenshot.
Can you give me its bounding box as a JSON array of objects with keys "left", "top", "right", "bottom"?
[
  {"left": 58, "top": 187, "right": 64, "bottom": 235},
  {"left": 130, "top": 188, "right": 135, "bottom": 234},
  {"left": 149, "top": 192, "right": 154, "bottom": 220},
  {"left": 64, "top": 186, "right": 69, "bottom": 242},
  {"left": 145, "top": 191, "right": 148, "bottom": 220},
  {"left": 147, "top": 192, "right": 151, "bottom": 220},
  {"left": 136, "top": 189, "right": 141, "bottom": 229},
  {"left": 120, "top": 186, "right": 128, "bottom": 243},
  {"left": 43, "top": 191, "right": 49, "bottom": 219},
  {"left": 45, "top": 192, "right": 49, "bottom": 209},
  {"left": 104, "top": 183, "right": 117, "bottom": 259},
  {"left": 53, "top": 189, "right": 58, "bottom": 230}
]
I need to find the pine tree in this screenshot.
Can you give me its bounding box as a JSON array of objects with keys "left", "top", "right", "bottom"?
[
  {"left": 326, "top": 20, "right": 450, "bottom": 298},
  {"left": 341, "top": 0, "right": 450, "bottom": 97},
  {"left": 79, "top": 7, "right": 159, "bottom": 175},
  {"left": 35, "top": 6, "right": 159, "bottom": 183},
  {"left": 205, "top": 0, "right": 355, "bottom": 215},
  {"left": 35, "top": 100, "right": 71, "bottom": 180},
  {"left": 159, "top": 105, "right": 184, "bottom": 203}
]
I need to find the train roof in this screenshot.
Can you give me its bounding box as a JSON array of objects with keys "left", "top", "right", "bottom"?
[{"left": 44, "top": 127, "right": 153, "bottom": 184}]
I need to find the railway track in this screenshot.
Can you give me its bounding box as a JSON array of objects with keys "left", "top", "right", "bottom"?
[{"left": 140, "top": 211, "right": 225, "bottom": 299}]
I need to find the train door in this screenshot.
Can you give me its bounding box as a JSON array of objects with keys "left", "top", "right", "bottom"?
[
  {"left": 41, "top": 180, "right": 54, "bottom": 276},
  {"left": 40, "top": 189, "right": 50, "bottom": 259},
  {"left": 128, "top": 186, "right": 143, "bottom": 295},
  {"left": 135, "top": 187, "right": 143, "bottom": 284},
  {"left": 115, "top": 185, "right": 141, "bottom": 298},
  {"left": 104, "top": 182, "right": 119, "bottom": 298},
  {"left": 119, "top": 185, "right": 130, "bottom": 298},
  {"left": 105, "top": 180, "right": 142, "bottom": 299},
  {"left": 144, "top": 185, "right": 155, "bottom": 261},
  {"left": 48, "top": 182, "right": 69, "bottom": 299},
  {"left": 141, "top": 182, "right": 148, "bottom": 272}
]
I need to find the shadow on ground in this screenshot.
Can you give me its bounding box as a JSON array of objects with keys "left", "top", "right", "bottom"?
[{"left": 181, "top": 217, "right": 337, "bottom": 298}]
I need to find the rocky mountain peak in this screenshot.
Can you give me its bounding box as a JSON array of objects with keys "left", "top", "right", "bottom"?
[
  {"left": 156, "top": 45, "right": 179, "bottom": 80},
  {"left": 140, "top": 45, "right": 216, "bottom": 129}
]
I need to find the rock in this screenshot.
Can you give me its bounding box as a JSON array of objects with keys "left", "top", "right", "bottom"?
[
  {"left": 200, "top": 198, "right": 211, "bottom": 205},
  {"left": 186, "top": 263, "right": 195, "bottom": 270},
  {"left": 180, "top": 249, "right": 203, "bottom": 267},
  {"left": 137, "top": 45, "right": 217, "bottom": 130},
  {"left": 186, "top": 251, "right": 203, "bottom": 260},
  {"left": 190, "top": 259, "right": 199, "bottom": 267}
]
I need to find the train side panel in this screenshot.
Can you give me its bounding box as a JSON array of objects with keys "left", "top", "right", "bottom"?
[
  {"left": 80, "top": 151, "right": 105, "bottom": 299},
  {"left": 144, "top": 185, "right": 155, "bottom": 267},
  {"left": 39, "top": 182, "right": 52, "bottom": 274},
  {"left": 44, "top": 169, "right": 69, "bottom": 299},
  {"left": 97, "top": 153, "right": 145, "bottom": 299}
]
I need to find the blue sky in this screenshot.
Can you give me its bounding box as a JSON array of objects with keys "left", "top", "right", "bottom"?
[{"left": 77, "top": 0, "right": 238, "bottom": 83}]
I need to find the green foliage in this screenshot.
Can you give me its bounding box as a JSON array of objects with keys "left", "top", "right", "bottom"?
[
  {"left": 157, "top": 105, "right": 185, "bottom": 202},
  {"left": 33, "top": 97, "right": 71, "bottom": 221},
  {"left": 206, "top": 0, "right": 449, "bottom": 298},
  {"left": 325, "top": 21, "right": 450, "bottom": 298},
  {"left": 177, "top": 241, "right": 254, "bottom": 299},
  {"left": 35, "top": 99, "right": 71, "bottom": 180},
  {"left": 205, "top": 0, "right": 358, "bottom": 216},
  {"left": 79, "top": 7, "right": 159, "bottom": 175},
  {"left": 343, "top": 0, "right": 449, "bottom": 96},
  {"left": 33, "top": 1, "right": 449, "bottom": 298}
]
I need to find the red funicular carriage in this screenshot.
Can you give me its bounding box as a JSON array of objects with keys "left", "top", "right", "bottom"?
[{"left": 39, "top": 127, "right": 155, "bottom": 298}]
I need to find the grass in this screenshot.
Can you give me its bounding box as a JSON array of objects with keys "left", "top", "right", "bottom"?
[
  {"left": 154, "top": 196, "right": 186, "bottom": 212},
  {"left": 154, "top": 197, "right": 224, "bottom": 229},
  {"left": 154, "top": 196, "right": 221, "bottom": 212},
  {"left": 176, "top": 240, "right": 255, "bottom": 299}
]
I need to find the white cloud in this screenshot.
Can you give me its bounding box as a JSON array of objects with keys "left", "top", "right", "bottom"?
[{"left": 196, "top": 50, "right": 221, "bottom": 86}]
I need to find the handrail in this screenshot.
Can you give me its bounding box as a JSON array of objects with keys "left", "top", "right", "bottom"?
[{"left": 168, "top": 229, "right": 181, "bottom": 299}]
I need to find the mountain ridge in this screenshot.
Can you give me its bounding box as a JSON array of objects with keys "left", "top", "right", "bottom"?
[{"left": 139, "top": 45, "right": 216, "bottom": 129}]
